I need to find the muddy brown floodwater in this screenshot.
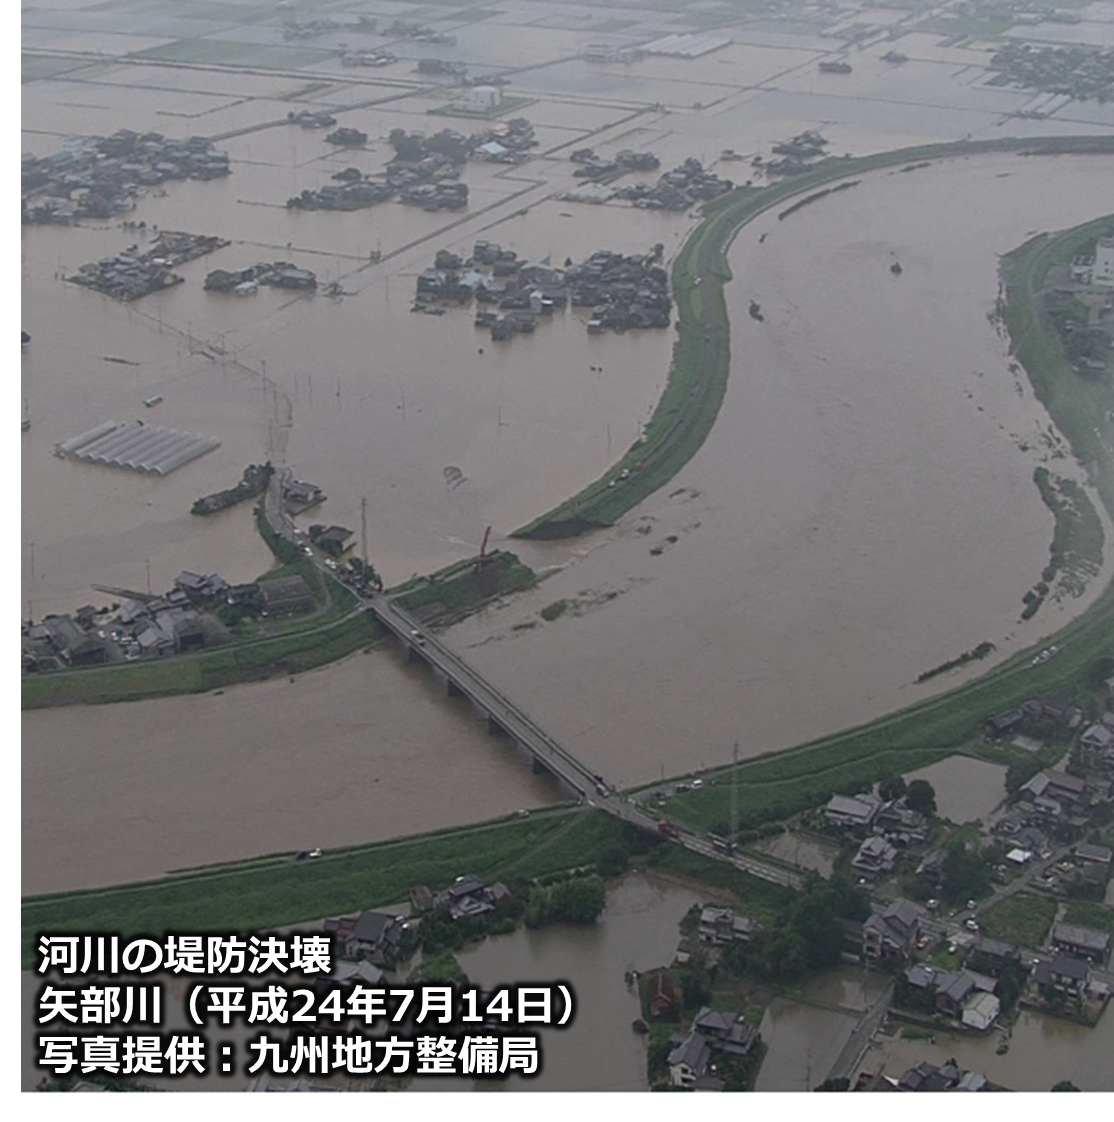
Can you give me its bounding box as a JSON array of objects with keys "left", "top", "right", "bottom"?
[
  {"left": 22, "top": 153, "right": 1114, "bottom": 893},
  {"left": 21, "top": 644, "right": 567, "bottom": 895},
  {"left": 446, "top": 153, "right": 1114, "bottom": 784}
]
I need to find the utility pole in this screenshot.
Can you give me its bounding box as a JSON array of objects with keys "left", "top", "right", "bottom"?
[
  {"left": 361, "top": 496, "right": 369, "bottom": 578},
  {"left": 730, "top": 741, "right": 739, "bottom": 853}
]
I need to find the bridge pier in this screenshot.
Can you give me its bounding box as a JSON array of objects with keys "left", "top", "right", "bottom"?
[
  {"left": 531, "top": 755, "right": 552, "bottom": 776},
  {"left": 446, "top": 678, "right": 466, "bottom": 700}
]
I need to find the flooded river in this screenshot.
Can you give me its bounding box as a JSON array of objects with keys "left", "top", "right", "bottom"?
[
  {"left": 21, "top": 643, "right": 566, "bottom": 895},
  {"left": 22, "top": 152, "right": 1114, "bottom": 894},
  {"left": 446, "top": 153, "right": 1114, "bottom": 784}
]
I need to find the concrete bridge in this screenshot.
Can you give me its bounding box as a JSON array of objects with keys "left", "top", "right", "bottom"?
[{"left": 367, "top": 596, "right": 803, "bottom": 891}]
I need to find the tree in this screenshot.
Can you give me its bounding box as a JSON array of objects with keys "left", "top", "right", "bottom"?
[
  {"left": 678, "top": 964, "right": 712, "bottom": 1010},
  {"left": 878, "top": 775, "right": 907, "bottom": 802},
  {"left": 388, "top": 128, "right": 426, "bottom": 162},
  {"left": 1051, "top": 1080, "right": 1081, "bottom": 1091},
  {"left": 905, "top": 779, "right": 937, "bottom": 816},
  {"left": 595, "top": 842, "right": 630, "bottom": 878},
  {"left": 814, "top": 1077, "right": 850, "bottom": 1091},
  {"left": 790, "top": 885, "right": 843, "bottom": 971},
  {"left": 941, "top": 841, "right": 991, "bottom": 905},
  {"left": 526, "top": 876, "right": 606, "bottom": 927}
]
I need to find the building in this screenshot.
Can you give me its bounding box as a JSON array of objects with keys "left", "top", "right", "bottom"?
[
  {"left": 436, "top": 874, "right": 511, "bottom": 920},
  {"left": 40, "top": 614, "right": 108, "bottom": 665},
  {"left": 698, "top": 906, "right": 758, "bottom": 946},
  {"left": 824, "top": 792, "right": 882, "bottom": 830},
  {"left": 308, "top": 524, "right": 353, "bottom": 557},
  {"left": 896, "top": 1061, "right": 962, "bottom": 1092},
  {"left": 258, "top": 575, "right": 315, "bottom": 615},
  {"left": 863, "top": 900, "right": 921, "bottom": 960},
  {"left": 1075, "top": 842, "right": 1113, "bottom": 879},
  {"left": 851, "top": 835, "right": 899, "bottom": 880},
  {"left": 1020, "top": 769, "right": 1087, "bottom": 812},
  {"left": 968, "top": 935, "right": 1023, "bottom": 976},
  {"left": 330, "top": 910, "right": 407, "bottom": 965},
  {"left": 962, "top": 991, "right": 1002, "bottom": 1032},
  {"left": 1034, "top": 953, "right": 1091, "bottom": 998},
  {"left": 1051, "top": 922, "right": 1110, "bottom": 964},
  {"left": 647, "top": 972, "right": 677, "bottom": 1019},
  {"left": 1080, "top": 722, "right": 1114, "bottom": 757},
  {"left": 667, "top": 1007, "right": 759, "bottom": 1089},
  {"left": 460, "top": 85, "right": 501, "bottom": 112}
]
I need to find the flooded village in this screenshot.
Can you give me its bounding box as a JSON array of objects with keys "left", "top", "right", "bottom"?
[{"left": 20, "top": 0, "right": 1114, "bottom": 1094}]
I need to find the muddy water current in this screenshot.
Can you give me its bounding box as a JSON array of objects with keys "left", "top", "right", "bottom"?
[{"left": 22, "top": 153, "right": 1114, "bottom": 894}]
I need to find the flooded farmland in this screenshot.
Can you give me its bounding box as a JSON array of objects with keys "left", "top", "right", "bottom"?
[
  {"left": 20, "top": 0, "right": 1114, "bottom": 1098},
  {"left": 906, "top": 755, "right": 1009, "bottom": 824}
]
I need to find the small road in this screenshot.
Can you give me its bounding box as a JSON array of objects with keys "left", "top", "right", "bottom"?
[
  {"left": 823, "top": 979, "right": 894, "bottom": 1086},
  {"left": 919, "top": 843, "right": 1075, "bottom": 944}
]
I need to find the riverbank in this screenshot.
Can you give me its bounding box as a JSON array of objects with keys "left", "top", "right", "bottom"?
[
  {"left": 20, "top": 810, "right": 718, "bottom": 970},
  {"left": 640, "top": 209, "right": 1114, "bottom": 834},
  {"left": 513, "top": 134, "right": 1114, "bottom": 539}
]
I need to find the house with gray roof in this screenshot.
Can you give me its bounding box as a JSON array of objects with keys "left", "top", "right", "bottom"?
[
  {"left": 1034, "top": 953, "right": 1091, "bottom": 998},
  {"left": 825, "top": 792, "right": 882, "bottom": 830},
  {"left": 863, "top": 900, "right": 922, "bottom": 960},
  {"left": 1051, "top": 922, "right": 1110, "bottom": 964},
  {"left": 667, "top": 1007, "right": 759, "bottom": 1088},
  {"left": 851, "top": 835, "right": 899, "bottom": 880}
]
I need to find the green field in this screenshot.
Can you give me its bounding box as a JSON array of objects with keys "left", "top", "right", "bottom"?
[
  {"left": 21, "top": 810, "right": 642, "bottom": 969},
  {"left": 129, "top": 39, "right": 333, "bottom": 70},
  {"left": 980, "top": 893, "right": 1058, "bottom": 950}
]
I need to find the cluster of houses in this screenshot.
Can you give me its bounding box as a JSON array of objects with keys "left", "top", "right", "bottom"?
[
  {"left": 315, "top": 875, "right": 513, "bottom": 979},
  {"left": 414, "top": 243, "right": 672, "bottom": 341},
  {"left": 287, "top": 143, "right": 472, "bottom": 213},
  {"left": 667, "top": 1007, "right": 760, "bottom": 1089},
  {"left": 756, "top": 129, "right": 831, "bottom": 176},
  {"left": 865, "top": 896, "right": 1111, "bottom": 1029},
  {"left": 569, "top": 147, "right": 661, "bottom": 180},
  {"left": 22, "top": 573, "right": 236, "bottom": 670},
  {"left": 325, "top": 128, "right": 367, "bottom": 147},
  {"left": 986, "top": 687, "right": 1088, "bottom": 739},
  {"left": 21, "top": 568, "right": 323, "bottom": 673},
  {"left": 674, "top": 905, "right": 760, "bottom": 968},
  {"left": 21, "top": 130, "right": 230, "bottom": 225},
  {"left": 902, "top": 962, "right": 1003, "bottom": 1031},
  {"left": 824, "top": 792, "right": 929, "bottom": 882},
  {"left": 409, "top": 873, "right": 512, "bottom": 921},
  {"left": 203, "top": 262, "right": 318, "bottom": 295},
  {"left": 857, "top": 1061, "right": 988, "bottom": 1092},
  {"left": 612, "top": 157, "right": 734, "bottom": 210},
  {"left": 67, "top": 232, "right": 229, "bottom": 302},
  {"left": 988, "top": 41, "right": 1114, "bottom": 101}
]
